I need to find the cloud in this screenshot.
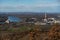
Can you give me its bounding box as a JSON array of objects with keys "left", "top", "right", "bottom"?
[
  {"left": 0, "top": 3, "right": 59, "bottom": 9},
  {"left": 0, "top": 3, "right": 60, "bottom": 12},
  {"left": 36, "top": 3, "right": 59, "bottom": 7}
]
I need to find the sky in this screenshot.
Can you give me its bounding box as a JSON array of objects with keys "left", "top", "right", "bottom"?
[{"left": 0, "top": 0, "right": 60, "bottom": 13}]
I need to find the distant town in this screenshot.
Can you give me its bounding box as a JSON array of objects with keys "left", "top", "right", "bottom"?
[{"left": 0, "top": 12, "right": 60, "bottom": 25}]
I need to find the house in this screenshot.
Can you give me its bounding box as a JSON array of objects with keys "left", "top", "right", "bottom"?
[
  {"left": 5, "top": 19, "right": 9, "bottom": 23},
  {"left": 47, "top": 18, "right": 55, "bottom": 24}
]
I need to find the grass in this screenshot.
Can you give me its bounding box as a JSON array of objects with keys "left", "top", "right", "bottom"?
[
  {"left": 2, "top": 25, "right": 33, "bottom": 32},
  {"left": 0, "top": 24, "right": 52, "bottom": 32}
]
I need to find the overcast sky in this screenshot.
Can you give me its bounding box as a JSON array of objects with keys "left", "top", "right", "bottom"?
[{"left": 0, "top": 0, "right": 60, "bottom": 13}]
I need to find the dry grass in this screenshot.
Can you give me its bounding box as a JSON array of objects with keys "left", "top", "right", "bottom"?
[
  {"left": 47, "top": 24, "right": 60, "bottom": 40},
  {"left": 0, "top": 24, "right": 60, "bottom": 40}
]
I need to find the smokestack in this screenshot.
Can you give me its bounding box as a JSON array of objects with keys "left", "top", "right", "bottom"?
[
  {"left": 43, "top": 12, "right": 47, "bottom": 22},
  {"left": 45, "top": 12, "right": 47, "bottom": 19}
]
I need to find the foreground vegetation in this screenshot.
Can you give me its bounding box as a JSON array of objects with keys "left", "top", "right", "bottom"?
[{"left": 0, "top": 23, "right": 60, "bottom": 40}]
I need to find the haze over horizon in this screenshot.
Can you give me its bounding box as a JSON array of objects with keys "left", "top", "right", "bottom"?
[{"left": 0, "top": 0, "right": 60, "bottom": 13}]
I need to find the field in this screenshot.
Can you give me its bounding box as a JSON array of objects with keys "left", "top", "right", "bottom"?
[{"left": 0, "top": 23, "right": 60, "bottom": 40}]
